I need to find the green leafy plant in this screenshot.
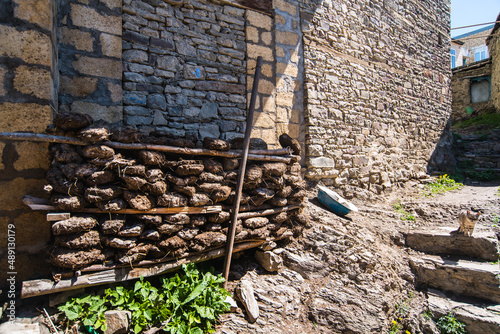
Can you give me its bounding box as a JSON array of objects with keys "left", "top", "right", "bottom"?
[
  {"left": 436, "top": 313, "right": 466, "bottom": 334},
  {"left": 161, "top": 263, "right": 231, "bottom": 334},
  {"left": 422, "top": 311, "right": 432, "bottom": 320},
  {"left": 58, "top": 263, "right": 230, "bottom": 334},
  {"left": 58, "top": 293, "right": 109, "bottom": 331},
  {"left": 424, "top": 174, "right": 463, "bottom": 196},
  {"left": 393, "top": 201, "right": 415, "bottom": 221}
]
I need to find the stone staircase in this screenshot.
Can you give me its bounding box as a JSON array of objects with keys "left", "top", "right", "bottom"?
[
  {"left": 454, "top": 129, "right": 500, "bottom": 179},
  {"left": 406, "top": 226, "right": 500, "bottom": 333}
]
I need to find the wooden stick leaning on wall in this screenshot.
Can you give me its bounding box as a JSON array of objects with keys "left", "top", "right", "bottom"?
[
  {"left": 0, "top": 132, "right": 297, "bottom": 163},
  {"left": 223, "top": 56, "right": 263, "bottom": 288}
]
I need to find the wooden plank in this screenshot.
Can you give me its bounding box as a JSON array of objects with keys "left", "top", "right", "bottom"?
[
  {"left": 22, "top": 197, "right": 222, "bottom": 214},
  {"left": 47, "top": 213, "right": 71, "bottom": 222},
  {"left": 236, "top": 204, "right": 302, "bottom": 219},
  {"left": 0, "top": 132, "right": 87, "bottom": 145},
  {"left": 21, "top": 240, "right": 265, "bottom": 298},
  {"left": 0, "top": 132, "right": 297, "bottom": 163}
]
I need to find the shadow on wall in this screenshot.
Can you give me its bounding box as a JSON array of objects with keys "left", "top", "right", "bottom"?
[{"left": 427, "top": 117, "right": 457, "bottom": 175}]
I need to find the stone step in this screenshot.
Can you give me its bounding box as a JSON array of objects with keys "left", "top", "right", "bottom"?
[
  {"left": 410, "top": 255, "right": 500, "bottom": 304},
  {"left": 428, "top": 289, "right": 500, "bottom": 334},
  {"left": 406, "top": 226, "right": 499, "bottom": 261}
]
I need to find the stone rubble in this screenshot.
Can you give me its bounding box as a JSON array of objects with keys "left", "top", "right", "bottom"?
[{"left": 235, "top": 279, "right": 260, "bottom": 323}]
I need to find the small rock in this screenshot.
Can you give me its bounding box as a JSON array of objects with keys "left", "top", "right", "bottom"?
[
  {"left": 235, "top": 280, "right": 259, "bottom": 323},
  {"left": 104, "top": 310, "right": 131, "bottom": 334},
  {"left": 225, "top": 296, "right": 238, "bottom": 312},
  {"left": 255, "top": 250, "right": 283, "bottom": 272},
  {"left": 259, "top": 241, "right": 277, "bottom": 251},
  {"left": 0, "top": 322, "right": 40, "bottom": 334}
]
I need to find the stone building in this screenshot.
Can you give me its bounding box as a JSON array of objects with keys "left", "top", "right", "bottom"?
[
  {"left": 451, "top": 24, "right": 494, "bottom": 68},
  {"left": 451, "top": 59, "right": 493, "bottom": 122},
  {"left": 450, "top": 14, "right": 500, "bottom": 122},
  {"left": 487, "top": 13, "right": 500, "bottom": 112},
  {"left": 0, "top": 0, "right": 451, "bottom": 284}
]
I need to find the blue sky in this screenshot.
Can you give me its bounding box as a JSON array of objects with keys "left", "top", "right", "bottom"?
[{"left": 451, "top": 0, "right": 500, "bottom": 38}]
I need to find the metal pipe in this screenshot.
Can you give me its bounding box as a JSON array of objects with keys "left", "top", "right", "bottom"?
[{"left": 223, "top": 56, "right": 263, "bottom": 288}]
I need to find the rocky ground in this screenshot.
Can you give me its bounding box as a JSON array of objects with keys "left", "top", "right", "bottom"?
[
  {"left": 2, "top": 178, "right": 499, "bottom": 334},
  {"left": 217, "top": 179, "right": 500, "bottom": 334}
]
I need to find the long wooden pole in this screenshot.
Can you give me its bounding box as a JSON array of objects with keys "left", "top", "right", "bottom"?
[
  {"left": 223, "top": 56, "right": 263, "bottom": 288},
  {"left": 0, "top": 132, "right": 295, "bottom": 162}
]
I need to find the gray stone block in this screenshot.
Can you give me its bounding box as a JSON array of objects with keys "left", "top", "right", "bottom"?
[
  {"left": 184, "top": 64, "right": 206, "bottom": 80},
  {"left": 410, "top": 255, "right": 500, "bottom": 304},
  {"left": 185, "top": 107, "right": 201, "bottom": 117},
  {"left": 309, "top": 157, "right": 335, "bottom": 168},
  {"left": 199, "top": 123, "right": 220, "bottom": 139},
  {"left": 199, "top": 102, "right": 218, "bottom": 121},
  {"left": 157, "top": 55, "right": 180, "bottom": 71},
  {"left": 168, "top": 106, "right": 183, "bottom": 117},
  {"left": 123, "top": 92, "right": 147, "bottom": 106},
  {"left": 125, "top": 115, "right": 153, "bottom": 126},
  {"left": 123, "top": 72, "right": 146, "bottom": 83},
  {"left": 147, "top": 93, "right": 167, "bottom": 110},
  {"left": 128, "top": 63, "right": 154, "bottom": 75},
  {"left": 124, "top": 106, "right": 150, "bottom": 116},
  {"left": 153, "top": 110, "right": 168, "bottom": 125},
  {"left": 122, "top": 49, "right": 148, "bottom": 63},
  {"left": 406, "top": 227, "right": 499, "bottom": 261},
  {"left": 103, "top": 310, "right": 131, "bottom": 334}
]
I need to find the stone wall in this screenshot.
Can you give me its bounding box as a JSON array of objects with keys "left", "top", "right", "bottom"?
[
  {"left": 122, "top": 0, "right": 247, "bottom": 142},
  {"left": 0, "top": 0, "right": 56, "bottom": 284},
  {"left": 0, "top": 0, "right": 453, "bottom": 286},
  {"left": 58, "top": 0, "right": 123, "bottom": 123},
  {"left": 487, "top": 23, "right": 500, "bottom": 112},
  {"left": 451, "top": 60, "right": 493, "bottom": 122},
  {"left": 120, "top": 0, "right": 305, "bottom": 148},
  {"left": 300, "top": 0, "right": 452, "bottom": 199}
]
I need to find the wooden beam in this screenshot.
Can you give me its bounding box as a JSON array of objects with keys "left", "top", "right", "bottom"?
[
  {"left": 46, "top": 213, "right": 71, "bottom": 222},
  {"left": 0, "top": 132, "right": 297, "bottom": 163},
  {"left": 21, "top": 240, "right": 265, "bottom": 299},
  {"left": 0, "top": 132, "right": 87, "bottom": 145},
  {"left": 22, "top": 197, "right": 223, "bottom": 215},
  {"left": 236, "top": 204, "right": 302, "bottom": 219}
]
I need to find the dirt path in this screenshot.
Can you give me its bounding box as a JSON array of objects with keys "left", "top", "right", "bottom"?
[{"left": 423, "top": 183, "right": 499, "bottom": 204}]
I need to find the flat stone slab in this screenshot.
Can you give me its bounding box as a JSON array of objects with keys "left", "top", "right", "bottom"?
[
  {"left": 428, "top": 289, "right": 500, "bottom": 334},
  {"left": 406, "top": 226, "right": 499, "bottom": 261},
  {"left": 410, "top": 254, "right": 500, "bottom": 304}
]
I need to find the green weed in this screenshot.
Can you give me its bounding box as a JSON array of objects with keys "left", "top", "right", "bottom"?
[
  {"left": 393, "top": 201, "right": 415, "bottom": 221},
  {"left": 423, "top": 174, "right": 463, "bottom": 196},
  {"left": 58, "top": 263, "right": 230, "bottom": 334},
  {"left": 436, "top": 313, "right": 466, "bottom": 334},
  {"left": 422, "top": 311, "right": 432, "bottom": 320},
  {"left": 453, "top": 113, "right": 500, "bottom": 130}
]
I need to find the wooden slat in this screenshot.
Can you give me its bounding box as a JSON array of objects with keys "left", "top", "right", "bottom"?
[
  {"left": 47, "top": 213, "right": 71, "bottom": 221},
  {"left": 23, "top": 196, "right": 221, "bottom": 214},
  {"left": 236, "top": 204, "right": 302, "bottom": 219},
  {"left": 21, "top": 240, "right": 265, "bottom": 299},
  {"left": 0, "top": 132, "right": 297, "bottom": 163}
]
